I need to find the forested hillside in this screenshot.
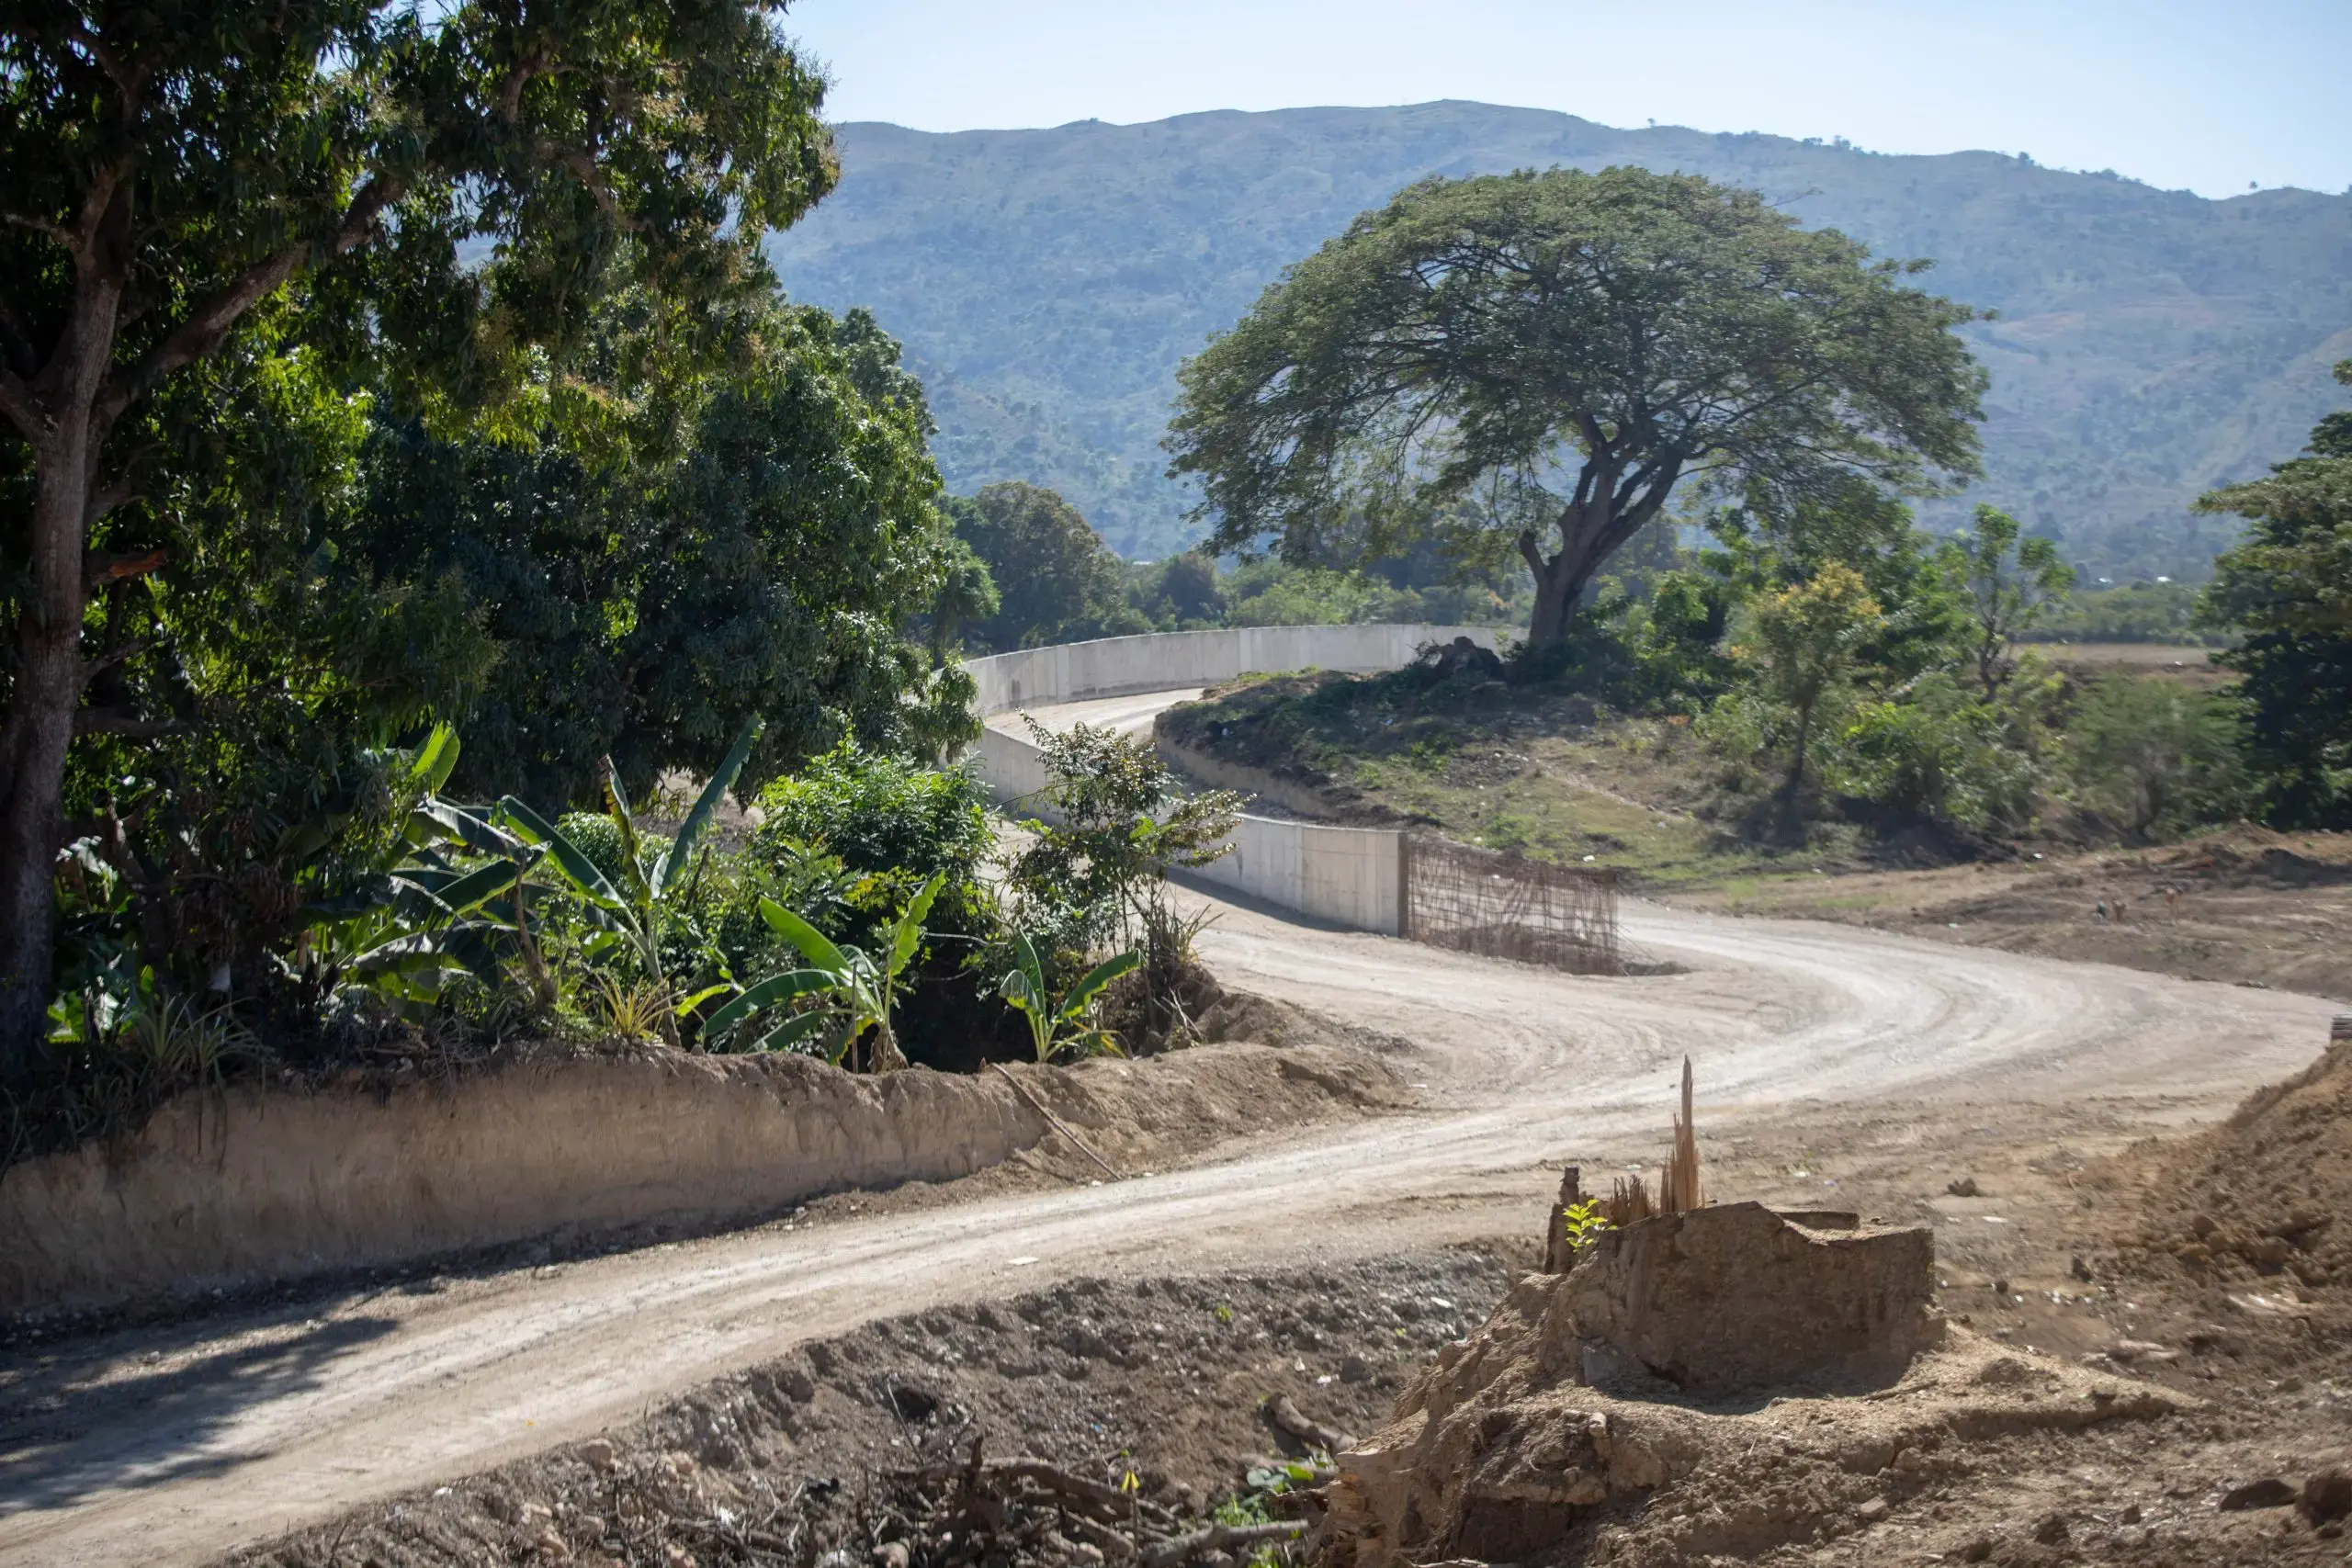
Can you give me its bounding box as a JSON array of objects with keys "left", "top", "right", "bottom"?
[{"left": 767, "top": 101, "right": 2352, "bottom": 576}]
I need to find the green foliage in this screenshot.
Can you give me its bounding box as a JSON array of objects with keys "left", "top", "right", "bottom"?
[
  {"left": 1736, "top": 564, "right": 1888, "bottom": 797},
  {"left": 999, "top": 932, "right": 1139, "bottom": 1063},
  {"left": 1941, "top": 506, "right": 2075, "bottom": 698},
  {"left": 775, "top": 108, "right": 2343, "bottom": 581},
  {"left": 733, "top": 872, "right": 947, "bottom": 1071},
  {"left": 0, "top": 0, "right": 840, "bottom": 1074},
  {"left": 494, "top": 715, "right": 767, "bottom": 1044},
  {"left": 1836, "top": 671, "right": 2045, "bottom": 831},
  {"left": 1008, "top": 721, "right": 1241, "bottom": 953},
  {"left": 356, "top": 298, "right": 978, "bottom": 807},
  {"left": 2197, "top": 360, "right": 2352, "bottom": 827},
  {"left": 2032, "top": 581, "right": 2211, "bottom": 645},
  {"left": 947, "top": 482, "right": 1152, "bottom": 650},
  {"left": 1561, "top": 1199, "right": 1612, "bottom": 1255},
  {"left": 1168, "top": 164, "right": 1984, "bottom": 646},
  {"left": 2060, "top": 676, "right": 2249, "bottom": 839}
]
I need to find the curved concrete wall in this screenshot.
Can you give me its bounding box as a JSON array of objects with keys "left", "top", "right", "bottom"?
[{"left": 967, "top": 626, "right": 1502, "bottom": 933}]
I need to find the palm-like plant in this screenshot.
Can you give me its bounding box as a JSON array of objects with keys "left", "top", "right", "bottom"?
[
  {"left": 701, "top": 871, "right": 945, "bottom": 1071},
  {"left": 1000, "top": 932, "right": 1139, "bottom": 1064},
  {"left": 496, "top": 716, "right": 766, "bottom": 1045}
]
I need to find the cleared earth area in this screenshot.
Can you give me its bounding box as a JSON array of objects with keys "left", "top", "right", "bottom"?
[{"left": 1, "top": 684, "right": 2344, "bottom": 1568}]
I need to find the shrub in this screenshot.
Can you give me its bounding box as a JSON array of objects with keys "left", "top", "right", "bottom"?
[
  {"left": 2061, "top": 675, "right": 2250, "bottom": 838},
  {"left": 1836, "top": 671, "right": 2041, "bottom": 829}
]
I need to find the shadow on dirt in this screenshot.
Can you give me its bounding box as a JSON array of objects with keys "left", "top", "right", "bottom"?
[{"left": 0, "top": 1311, "right": 397, "bottom": 1517}]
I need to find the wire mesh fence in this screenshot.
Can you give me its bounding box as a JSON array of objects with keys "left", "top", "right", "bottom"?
[{"left": 1399, "top": 834, "right": 1621, "bottom": 975}]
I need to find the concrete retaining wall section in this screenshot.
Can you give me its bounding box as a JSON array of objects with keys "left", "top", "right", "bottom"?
[
  {"left": 0, "top": 1052, "right": 1045, "bottom": 1315},
  {"left": 967, "top": 626, "right": 1501, "bottom": 934}
]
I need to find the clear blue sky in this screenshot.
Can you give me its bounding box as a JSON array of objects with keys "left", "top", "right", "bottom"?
[{"left": 781, "top": 0, "right": 2349, "bottom": 199}]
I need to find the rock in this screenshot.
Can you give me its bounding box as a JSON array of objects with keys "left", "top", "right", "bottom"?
[
  {"left": 2119, "top": 1503, "right": 2142, "bottom": 1525},
  {"left": 2303, "top": 1468, "right": 2352, "bottom": 1525},
  {"left": 2107, "top": 1339, "right": 2176, "bottom": 1363},
  {"left": 1558, "top": 1203, "right": 1939, "bottom": 1395},
  {"left": 874, "top": 1542, "right": 910, "bottom": 1568},
  {"left": 2033, "top": 1511, "right": 2070, "bottom": 1544},
  {"left": 1958, "top": 1535, "right": 1994, "bottom": 1562},
  {"left": 535, "top": 1529, "right": 573, "bottom": 1561},
  {"left": 1854, "top": 1496, "right": 1890, "bottom": 1524},
  {"left": 579, "top": 1439, "right": 618, "bottom": 1475},
  {"left": 2249, "top": 1235, "right": 2295, "bottom": 1267},
  {"left": 1340, "top": 1354, "right": 1373, "bottom": 1383},
  {"left": 2219, "top": 1477, "right": 2297, "bottom": 1511},
  {"left": 1945, "top": 1177, "right": 1980, "bottom": 1198}
]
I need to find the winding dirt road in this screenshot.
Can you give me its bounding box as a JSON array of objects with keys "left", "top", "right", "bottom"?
[{"left": 0, "top": 692, "right": 2336, "bottom": 1567}]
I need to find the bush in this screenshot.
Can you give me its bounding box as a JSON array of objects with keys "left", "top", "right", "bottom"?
[
  {"left": 753, "top": 744, "right": 992, "bottom": 890},
  {"left": 2061, "top": 675, "right": 2249, "bottom": 838},
  {"left": 1836, "top": 671, "right": 2041, "bottom": 829}
]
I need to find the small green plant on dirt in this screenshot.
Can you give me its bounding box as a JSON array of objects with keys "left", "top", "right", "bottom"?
[
  {"left": 1561, "top": 1198, "right": 1613, "bottom": 1254},
  {"left": 702, "top": 871, "right": 946, "bottom": 1071},
  {"left": 1000, "top": 931, "right": 1139, "bottom": 1062}
]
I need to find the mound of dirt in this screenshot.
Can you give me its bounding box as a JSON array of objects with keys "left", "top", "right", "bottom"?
[
  {"left": 2105, "top": 1039, "right": 2352, "bottom": 1376},
  {"left": 220, "top": 1251, "right": 1517, "bottom": 1568},
  {"left": 1319, "top": 1289, "right": 2185, "bottom": 1568},
  {"left": 1556, "top": 1205, "right": 1938, "bottom": 1397}
]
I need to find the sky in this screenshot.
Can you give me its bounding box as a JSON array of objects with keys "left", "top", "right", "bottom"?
[{"left": 781, "top": 0, "right": 2350, "bottom": 200}]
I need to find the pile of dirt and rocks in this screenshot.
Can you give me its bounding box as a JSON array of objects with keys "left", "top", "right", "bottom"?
[
  {"left": 2101, "top": 1034, "right": 2352, "bottom": 1385},
  {"left": 220, "top": 1251, "right": 1516, "bottom": 1568}
]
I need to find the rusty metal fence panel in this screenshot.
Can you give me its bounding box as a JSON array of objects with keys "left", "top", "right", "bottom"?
[{"left": 1399, "top": 834, "right": 1621, "bottom": 975}]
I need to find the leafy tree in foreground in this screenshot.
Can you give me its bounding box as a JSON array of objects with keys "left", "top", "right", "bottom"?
[
  {"left": 2199, "top": 359, "right": 2352, "bottom": 826},
  {"left": 1167, "top": 165, "right": 1985, "bottom": 651},
  {"left": 0, "top": 2, "right": 835, "bottom": 1078},
  {"left": 359, "top": 301, "right": 976, "bottom": 806}
]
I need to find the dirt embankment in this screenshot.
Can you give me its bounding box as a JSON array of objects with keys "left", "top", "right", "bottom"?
[
  {"left": 213, "top": 1251, "right": 1518, "bottom": 1568},
  {"left": 0, "top": 1031, "right": 1409, "bottom": 1323}
]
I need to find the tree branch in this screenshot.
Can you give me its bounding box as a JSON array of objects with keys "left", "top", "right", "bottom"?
[
  {"left": 99, "top": 175, "right": 405, "bottom": 426},
  {"left": 83, "top": 545, "right": 164, "bottom": 591}
]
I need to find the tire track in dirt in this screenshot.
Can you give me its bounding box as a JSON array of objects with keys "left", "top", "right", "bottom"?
[{"left": 1, "top": 697, "right": 2335, "bottom": 1568}]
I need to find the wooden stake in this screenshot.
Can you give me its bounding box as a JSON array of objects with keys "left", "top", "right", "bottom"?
[{"left": 989, "top": 1062, "right": 1124, "bottom": 1180}]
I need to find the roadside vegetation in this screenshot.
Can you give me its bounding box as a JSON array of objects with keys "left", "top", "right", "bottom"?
[{"left": 1162, "top": 366, "right": 2352, "bottom": 886}]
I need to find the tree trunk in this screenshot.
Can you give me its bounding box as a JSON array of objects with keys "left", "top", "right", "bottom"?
[
  {"left": 1784, "top": 694, "right": 1816, "bottom": 800},
  {"left": 0, "top": 446, "right": 99, "bottom": 1083},
  {"left": 1522, "top": 546, "right": 1593, "bottom": 648}
]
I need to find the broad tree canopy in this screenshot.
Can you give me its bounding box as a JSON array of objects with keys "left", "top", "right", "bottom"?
[
  {"left": 0, "top": 1, "right": 834, "bottom": 1074},
  {"left": 1167, "top": 165, "right": 1987, "bottom": 648}
]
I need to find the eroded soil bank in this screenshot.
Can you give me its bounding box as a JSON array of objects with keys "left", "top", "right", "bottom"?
[{"left": 2, "top": 1032, "right": 1408, "bottom": 1321}]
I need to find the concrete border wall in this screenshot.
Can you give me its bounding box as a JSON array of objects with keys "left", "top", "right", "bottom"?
[{"left": 967, "top": 626, "right": 1501, "bottom": 934}]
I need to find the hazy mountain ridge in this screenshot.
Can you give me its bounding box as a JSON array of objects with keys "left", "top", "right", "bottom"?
[{"left": 767, "top": 101, "right": 2352, "bottom": 575}]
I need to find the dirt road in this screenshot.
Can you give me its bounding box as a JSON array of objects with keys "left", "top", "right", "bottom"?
[{"left": 1, "top": 696, "right": 2337, "bottom": 1566}]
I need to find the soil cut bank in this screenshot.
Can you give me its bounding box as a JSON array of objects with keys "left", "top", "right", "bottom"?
[{"left": 1, "top": 1034, "right": 1408, "bottom": 1319}]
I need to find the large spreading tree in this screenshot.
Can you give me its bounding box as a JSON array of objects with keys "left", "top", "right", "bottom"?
[
  {"left": 1166, "top": 165, "right": 1988, "bottom": 649},
  {"left": 0, "top": 4, "right": 836, "bottom": 1078}
]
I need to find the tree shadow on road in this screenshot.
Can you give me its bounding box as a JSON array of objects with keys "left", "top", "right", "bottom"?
[{"left": 0, "top": 1311, "right": 398, "bottom": 1518}]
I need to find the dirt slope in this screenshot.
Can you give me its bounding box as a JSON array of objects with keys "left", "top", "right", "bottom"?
[{"left": 0, "top": 879, "right": 2337, "bottom": 1566}]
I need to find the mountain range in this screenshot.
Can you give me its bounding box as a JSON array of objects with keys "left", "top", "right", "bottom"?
[{"left": 767, "top": 101, "right": 2352, "bottom": 579}]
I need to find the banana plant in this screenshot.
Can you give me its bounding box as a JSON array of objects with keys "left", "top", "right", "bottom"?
[
  {"left": 702, "top": 871, "right": 945, "bottom": 1071},
  {"left": 999, "top": 932, "right": 1139, "bottom": 1063},
  {"left": 495, "top": 716, "right": 765, "bottom": 1045},
  {"left": 283, "top": 724, "right": 527, "bottom": 1012}
]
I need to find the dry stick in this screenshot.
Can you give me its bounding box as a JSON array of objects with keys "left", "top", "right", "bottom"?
[
  {"left": 989, "top": 1062, "right": 1124, "bottom": 1180},
  {"left": 1141, "top": 1521, "right": 1306, "bottom": 1568},
  {"left": 1661, "top": 1055, "right": 1702, "bottom": 1215},
  {"left": 1265, "top": 1393, "right": 1358, "bottom": 1454}
]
